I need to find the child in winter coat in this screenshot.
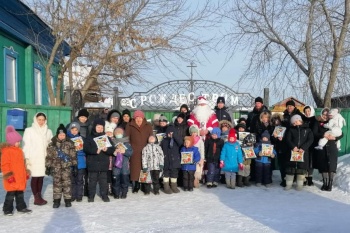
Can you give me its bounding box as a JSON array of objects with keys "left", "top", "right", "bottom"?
[
  {"left": 105, "top": 122, "right": 116, "bottom": 196},
  {"left": 238, "top": 133, "right": 256, "bottom": 187},
  {"left": 1, "top": 126, "right": 32, "bottom": 216},
  {"left": 142, "top": 136, "right": 165, "bottom": 195},
  {"left": 181, "top": 136, "right": 201, "bottom": 191},
  {"left": 111, "top": 127, "right": 133, "bottom": 199},
  {"left": 205, "top": 127, "right": 224, "bottom": 188},
  {"left": 46, "top": 124, "right": 77, "bottom": 208},
  {"left": 219, "top": 120, "right": 233, "bottom": 142},
  {"left": 189, "top": 125, "right": 205, "bottom": 188},
  {"left": 67, "top": 122, "right": 86, "bottom": 202},
  {"left": 83, "top": 119, "right": 115, "bottom": 202},
  {"left": 220, "top": 129, "right": 243, "bottom": 189},
  {"left": 254, "top": 130, "right": 277, "bottom": 187}
]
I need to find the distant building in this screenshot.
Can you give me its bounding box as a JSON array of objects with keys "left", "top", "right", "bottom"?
[
  {"left": 331, "top": 95, "right": 350, "bottom": 108},
  {"left": 0, "top": 0, "right": 69, "bottom": 105},
  {"left": 271, "top": 97, "right": 306, "bottom": 112}
]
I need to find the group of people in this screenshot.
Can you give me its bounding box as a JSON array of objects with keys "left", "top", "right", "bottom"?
[{"left": 0, "top": 95, "right": 344, "bottom": 216}]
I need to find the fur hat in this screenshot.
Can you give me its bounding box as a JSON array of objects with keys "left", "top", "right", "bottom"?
[
  {"left": 197, "top": 96, "right": 208, "bottom": 105},
  {"left": 228, "top": 128, "right": 237, "bottom": 142},
  {"left": 290, "top": 114, "right": 302, "bottom": 125},
  {"left": 159, "top": 114, "right": 168, "bottom": 122},
  {"left": 217, "top": 97, "right": 225, "bottom": 104},
  {"left": 68, "top": 122, "right": 81, "bottom": 132},
  {"left": 286, "top": 100, "right": 295, "bottom": 107},
  {"left": 211, "top": 127, "right": 221, "bottom": 137},
  {"left": 184, "top": 136, "right": 194, "bottom": 147},
  {"left": 189, "top": 125, "right": 200, "bottom": 135},
  {"left": 271, "top": 113, "right": 283, "bottom": 126},
  {"left": 78, "top": 108, "right": 89, "bottom": 118},
  {"left": 219, "top": 120, "right": 233, "bottom": 130},
  {"left": 255, "top": 97, "right": 263, "bottom": 104},
  {"left": 56, "top": 124, "right": 67, "bottom": 136},
  {"left": 133, "top": 110, "right": 145, "bottom": 119},
  {"left": 5, "top": 125, "right": 22, "bottom": 146}
]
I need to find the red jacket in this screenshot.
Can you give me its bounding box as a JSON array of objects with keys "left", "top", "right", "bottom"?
[{"left": 187, "top": 113, "right": 219, "bottom": 131}]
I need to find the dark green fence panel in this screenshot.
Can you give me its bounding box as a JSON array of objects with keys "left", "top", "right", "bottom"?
[{"left": 0, "top": 103, "right": 72, "bottom": 142}]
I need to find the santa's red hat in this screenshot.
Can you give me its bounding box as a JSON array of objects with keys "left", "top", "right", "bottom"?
[{"left": 197, "top": 96, "right": 208, "bottom": 105}]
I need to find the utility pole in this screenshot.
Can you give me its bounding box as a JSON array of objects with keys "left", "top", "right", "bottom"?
[{"left": 187, "top": 62, "right": 196, "bottom": 93}]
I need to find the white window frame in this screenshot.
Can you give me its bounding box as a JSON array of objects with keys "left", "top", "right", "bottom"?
[
  {"left": 34, "top": 64, "right": 42, "bottom": 105},
  {"left": 4, "top": 48, "right": 18, "bottom": 103}
]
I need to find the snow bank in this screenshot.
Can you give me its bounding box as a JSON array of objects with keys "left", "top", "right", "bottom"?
[{"left": 334, "top": 154, "right": 350, "bottom": 193}]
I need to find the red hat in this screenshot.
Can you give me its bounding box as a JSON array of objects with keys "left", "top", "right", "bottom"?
[
  {"left": 228, "top": 128, "right": 237, "bottom": 143},
  {"left": 133, "top": 110, "right": 145, "bottom": 119},
  {"left": 197, "top": 96, "right": 208, "bottom": 105},
  {"left": 6, "top": 125, "right": 22, "bottom": 146}
]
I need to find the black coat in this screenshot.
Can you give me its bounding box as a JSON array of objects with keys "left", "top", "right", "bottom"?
[
  {"left": 173, "top": 119, "right": 189, "bottom": 142},
  {"left": 285, "top": 124, "right": 314, "bottom": 171},
  {"left": 282, "top": 108, "right": 303, "bottom": 129},
  {"left": 247, "top": 105, "right": 270, "bottom": 133},
  {"left": 205, "top": 137, "right": 224, "bottom": 164},
  {"left": 160, "top": 125, "right": 182, "bottom": 170},
  {"left": 313, "top": 117, "right": 342, "bottom": 172},
  {"left": 214, "top": 107, "right": 232, "bottom": 122},
  {"left": 83, "top": 131, "right": 115, "bottom": 172},
  {"left": 254, "top": 121, "right": 274, "bottom": 141}
]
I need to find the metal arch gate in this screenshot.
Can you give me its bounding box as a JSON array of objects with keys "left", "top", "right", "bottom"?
[{"left": 118, "top": 80, "right": 255, "bottom": 111}]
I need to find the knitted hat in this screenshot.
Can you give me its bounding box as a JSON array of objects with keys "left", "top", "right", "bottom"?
[
  {"left": 56, "top": 124, "right": 67, "bottom": 136},
  {"left": 111, "top": 112, "right": 120, "bottom": 119},
  {"left": 228, "top": 128, "right": 237, "bottom": 142},
  {"left": 159, "top": 114, "right": 168, "bottom": 122},
  {"left": 217, "top": 97, "right": 225, "bottom": 104},
  {"left": 5, "top": 125, "right": 22, "bottom": 146},
  {"left": 177, "top": 113, "right": 186, "bottom": 120},
  {"left": 197, "top": 96, "right": 208, "bottom": 105},
  {"left": 237, "top": 117, "right": 247, "bottom": 124},
  {"left": 133, "top": 110, "right": 145, "bottom": 119},
  {"left": 255, "top": 97, "right": 263, "bottom": 104},
  {"left": 290, "top": 114, "right": 302, "bottom": 125},
  {"left": 93, "top": 118, "right": 105, "bottom": 127},
  {"left": 122, "top": 109, "right": 131, "bottom": 117},
  {"left": 105, "top": 122, "right": 115, "bottom": 133},
  {"left": 68, "top": 122, "right": 81, "bottom": 132},
  {"left": 286, "top": 100, "right": 295, "bottom": 107},
  {"left": 114, "top": 127, "right": 124, "bottom": 135},
  {"left": 78, "top": 108, "right": 89, "bottom": 118},
  {"left": 189, "top": 125, "right": 200, "bottom": 135},
  {"left": 235, "top": 123, "right": 246, "bottom": 131},
  {"left": 261, "top": 130, "right": 270, "bottom": 141},
  {"left": 211, "top": 127, "right": 221, "bottom": 137},
  {"left": 184, "top": 136, "right": 194, "bottom": 147}
]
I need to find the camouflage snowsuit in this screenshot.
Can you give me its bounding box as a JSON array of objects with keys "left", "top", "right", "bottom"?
[{"left": 46, "top": 137, "right": 77, "bottom": 199}]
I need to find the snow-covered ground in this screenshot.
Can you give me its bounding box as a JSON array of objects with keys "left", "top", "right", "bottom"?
[{"left": 0, "top": 170, "right": 349, "bottom": 233}]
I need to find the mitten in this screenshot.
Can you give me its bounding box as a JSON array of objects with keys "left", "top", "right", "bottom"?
[
  {"left": 219, "top": 161, "right": 224, "bottom": 169},
  {"left": 143, "top": 168, "right": 148, "bottom": 173},
  {"left": 45, "top": 166, "right": 52, "bottom": 176},
  {"left": 8, "top": 176, "right": 15, "bottom": 183},
  {"left": 239, "top": 163, "right": 244, "bottom": 170},
  {"left": 72, "top": 166, "right": 78, "bottom": 177}
]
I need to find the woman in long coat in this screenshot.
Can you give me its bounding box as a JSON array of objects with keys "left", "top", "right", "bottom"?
[
  {"left": 23, "top": 112, "right": 53, "bottom": 205},
  {"left": 313, "top": 108, "right": 343, "bottom": 191},
  {"left": 125, "top": 110, "right": 153, "bottom": 193}
]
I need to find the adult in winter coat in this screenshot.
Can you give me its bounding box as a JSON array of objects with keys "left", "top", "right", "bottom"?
[
  {"left": 73, "top": 109, "right": 93, "bottom": 138},
  {"left": 214, "top": 97, "right": 232, "bottom": 122},
  {"left": 1, "top": 126, "right": 32, "bottom": 215},
  {"left": 302, "top": 106, "right": 317, "bottom": 186},
  {"left": 247, "top": 97, "right": 270, "bottom": 133},
  {"left": 106, "top": 109, "right": 122, "bottom": 129},
  {"left": 118, "top": 109, "right": 131, "bottom": 130},
  {"left": 46, "top": 124, "right": 77, "bottom": 208},
  {"left": 285, "top": 115, "right": 314, "bottom": 191},
  {"left": 282, "top": 100, "right": 303, "bottom": 129},
  {"left": 179, "top": 104, "right": 191, "bottom": 121},
  {"left": 313, "top": 108, "right": 342, "bottom": 191},
  {"left": 125, "top": 110, "right": 153, "bottom": 193},
  {"left": 23, "top": 112, "right": 53, "bottom": 206},
  {"left": 173, "top": 113, "right": 189, "bottom": 140},
  {"left": 83, "top": 119, "right": 115, "bottom": 202}
]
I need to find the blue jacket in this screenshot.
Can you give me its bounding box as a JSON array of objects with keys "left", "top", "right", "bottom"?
[
  {"left": 180, "top": 146, "right": 200, "bottom": 171},
  {"left": 67, "top": 131, "right": 86, "bottom": 169},
  {"left": 220, "top": 141, "right": 243, "bottom": 172},
  {"left": 254, "top": 142, "right": 277, "bottom": 164}
]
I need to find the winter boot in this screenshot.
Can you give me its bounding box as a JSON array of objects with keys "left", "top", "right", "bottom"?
[
  {"left": 237, "top": 175, "right": 244, "bottom": 187},
  {"left": 170, "top": 178, "right": 180, "bottom": 193},
  {"left": 163, "top": 178, "right": 173, "bottom": 194},
  {"left": 225, "top": 178, "right": 231, "bottom": 189},
  {"left": 243, "top": 176, "right": 251, "bottom": 187},
  {"left": 17, "top": 208, "right": 32, "bottom": 214},
  {"left": 53, "top": 199, "right": 61, "bottom": 208},
  {"left": 284, "top": 175, "right": 294, "bottom": 191},
  {"left": 306, "top": 177, "right": 314, "bottom": 186},
  {"left": 326, "top": 172, "right": 334, "bottom": 191},
  {"left": 230, "top": 175, "right": 236, "bottom": 189},
  {"left": 64, "top": 199, "right": 72, "bottom": 207},
  {"left": 212, "top": 182, "right": 218, "bottom": 188},
  {"left": 88, "top": 196, "right": 94, "bottom": 202},
  {"left": 132, "top": 181, "right": 140, "bottom": 194},
  {"left": 296, "top": 175, "right": 305, "bottom": 191},
  {"left": 102, "top": 196, "right": 110, "bottom": 202},
  {"left": 34, "top": 193, "right": 47, "bottom": 206},
  {"left": 321, "top": 173, "right": 328, "bottom": 191},
  {"left": 206, "top": 182, "right": 213, "bottom": 188}
]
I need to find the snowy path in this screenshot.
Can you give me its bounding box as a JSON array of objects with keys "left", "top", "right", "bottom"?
[{"left": 0, "top": 172, "right": 349, "bottom": 233}]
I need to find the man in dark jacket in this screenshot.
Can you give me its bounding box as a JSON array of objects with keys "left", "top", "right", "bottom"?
[
  {"left": 247, "top": 97, "right": 270, "bottom": 133},
  {"left": 282, "top": 100, "right": 303, "bottom": 129},
  {"left": 215, "top": 97, "right": 232, "bottom": 122}
]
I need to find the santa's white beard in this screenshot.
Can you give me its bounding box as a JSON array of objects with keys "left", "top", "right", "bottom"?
[{"left": 192, "top": 105, "right": 213, "bottom": 125}]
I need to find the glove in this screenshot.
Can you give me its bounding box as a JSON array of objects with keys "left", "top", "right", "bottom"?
[
  {"left": 142, "top": 168, "right": 148, "bottom": 173},
  {"left": 159, "top": 165, "right": 164, "bottom": 171},
  {"left": 45, "top": 167, "right": 52, "bottom": 176},
  {"left": 26, "top": 173, "right": 30, "bottom": 180},
  {"left": 72, "top": 166, "right": 78, "bottom": 177},
  {"left": 219, "top": 161, "right": 224, "bottom": 169},
  {"left": 8, "top": 176, "right": 15, "bottom": 183},
  {"left": 239, "top": 163, "right": 244, "bottom": 170}
]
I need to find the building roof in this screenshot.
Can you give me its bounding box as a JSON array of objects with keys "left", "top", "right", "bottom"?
[
  {"left": 0, "top": 0, "right": 70, "bottom": 59},
  {"left": 271, "top": 96, "right": 306, "bottom": 112}
]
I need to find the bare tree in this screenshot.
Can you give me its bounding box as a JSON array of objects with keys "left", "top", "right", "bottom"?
[
  {"left": 26, "top": 0, "right": 216, "bottom": 106},
  {"left": 219, "top": 0, "right": 350, "bottom": 107}
]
